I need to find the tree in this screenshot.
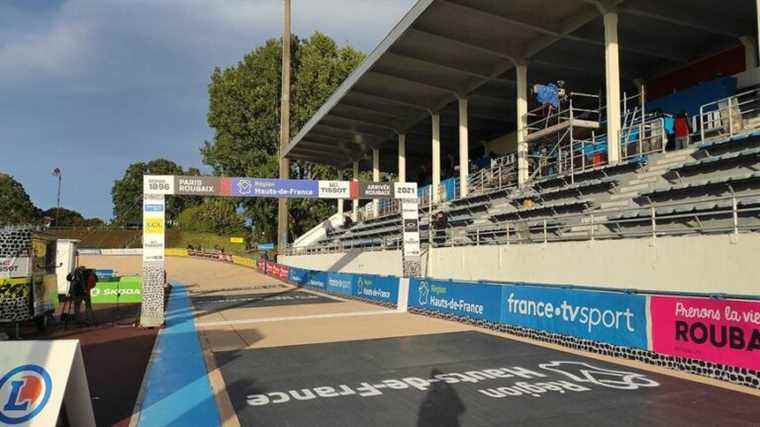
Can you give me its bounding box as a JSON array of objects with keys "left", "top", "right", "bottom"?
[
  {"left": 202, "top": 32, "right": 365, "bottom": 242},
  {"left": 111, "top": 159, "right": 201, "bottom": 226},
  {"left": 0, "top": 173, "right": 39, "bottom": 226},
  {"left": 41, "top": 208, "right": 84, "bottom": 227},
  {"left": 177, "top": 200, "right": 246, "bottom": 235}
]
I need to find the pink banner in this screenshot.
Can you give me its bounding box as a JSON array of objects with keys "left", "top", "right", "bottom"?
[{"left": 651, "top": 296, "right": 760, "bottom": 370}]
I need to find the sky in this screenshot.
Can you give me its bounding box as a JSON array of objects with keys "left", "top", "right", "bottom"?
[{"left": 1, "top": 0, "right": 415, "bottom": 220}]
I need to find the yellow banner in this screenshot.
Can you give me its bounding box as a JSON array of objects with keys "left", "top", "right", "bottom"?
[
  {"left": 144, "top": 217, "right": 164, "bottom": 234},
  {"left": 164, "top": 248, "right": 189, "bottom": 257},
  {"left": 229, "top": 237, "right": 245, "bottom": 244}
]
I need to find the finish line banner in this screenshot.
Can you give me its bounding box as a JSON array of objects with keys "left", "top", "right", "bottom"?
[{"left": 144, "top": 175, "right": 416, "bottom": 200}]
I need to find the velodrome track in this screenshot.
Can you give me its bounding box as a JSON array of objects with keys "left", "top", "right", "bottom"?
[{"left": 80, "top": 256, "right": 760, "bottom": 426}]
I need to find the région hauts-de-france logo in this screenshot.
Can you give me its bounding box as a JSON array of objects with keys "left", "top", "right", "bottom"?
[
  {"left": 237, "top": 179, "right": 252, "bottom": 195},
  {"left": 418, "top": 281, "right": 429, "bottom": 305},
  {"left": 0, "top": 364, "right": 53, "bottom": 424},
  {"left": 538, "top": 361, "right": 660, "bottom": 390}
]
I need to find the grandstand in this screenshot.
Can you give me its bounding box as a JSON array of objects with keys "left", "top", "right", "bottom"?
[{"left": 280, "top": 0, "right": 760, "bottom": 295}]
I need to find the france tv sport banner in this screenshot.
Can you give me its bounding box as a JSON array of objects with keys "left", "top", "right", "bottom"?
[
  {"left": 500, "top": 285, "right": 648, "bottom": 349},
  {"left": 651, "top": 296, "right": 760, "bottom": 371},
  {"left": 353, "top": 274, "right": 399, "bottom": 305},
  {"left": 408, "top": 279, "right": 502, "bottom": 323}
]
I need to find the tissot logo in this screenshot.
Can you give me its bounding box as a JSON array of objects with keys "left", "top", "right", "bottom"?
[{"left": 0, "top": 365, "right": 53, "bottom": 424}]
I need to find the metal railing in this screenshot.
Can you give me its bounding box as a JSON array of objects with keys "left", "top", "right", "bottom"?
[
  {"left": 284, "top": 191, "right": 760, "bottom": 255},
  {"left": 621, "top": 117, "right": 667, "bottom": 160},
  {"left": 699, "top": 88, "right": 760, "bottom": 142},
  {"left": 467, "top": 155, "right": 518, "bottom": 196},
  {"left": 526, "top": 92, "right": 601, "bottom": 134}
]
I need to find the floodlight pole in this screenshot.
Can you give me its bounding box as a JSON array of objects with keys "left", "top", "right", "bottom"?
[{"left": 277, "top": 0, "right": 292, "bottom": 256}]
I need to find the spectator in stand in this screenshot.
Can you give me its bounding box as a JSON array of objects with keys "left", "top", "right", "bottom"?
[
  {"left": 323, "top": 219, "right": 335, "bottom": 235},
  {"left": 674, "top": 110, "right": 691, "bottom": 150},
  {"left": 344, "top": 215, "right": 354, "bottom": 228}
]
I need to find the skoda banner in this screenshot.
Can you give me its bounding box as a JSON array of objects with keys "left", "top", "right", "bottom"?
[{"left": 500, "top": 285, "right": 648, "bottom": 349}]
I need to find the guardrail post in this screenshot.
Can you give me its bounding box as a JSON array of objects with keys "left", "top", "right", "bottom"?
[
  {"left": 590, "top": 214, "right": 595, "bottom": 241},
  {"left": 506, "top": 223, "right": 510, "bottom": 245},
  {"left": 733, "top": 195, "right": 739, "bottom": 236},
  {"left": 476, "top": 228, "right": 480, "bottom": 246},
  {"left": 650, "top": 205, "right": 657, "bottom": 245},
  {"left": 543, "top": 219, "right": 548, "bottom": 244}
]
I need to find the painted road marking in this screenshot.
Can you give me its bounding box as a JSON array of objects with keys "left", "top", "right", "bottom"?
[{"left": 196, "top": 309, "right": 399, "bottom": 327}]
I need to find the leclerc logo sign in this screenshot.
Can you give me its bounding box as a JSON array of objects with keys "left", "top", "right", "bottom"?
[{"left": 0, "top": 364, "right": 53, "bottom": 424}]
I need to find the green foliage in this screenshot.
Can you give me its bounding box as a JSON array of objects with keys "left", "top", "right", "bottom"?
[
  {"left": 40, "top": 208, "right": 104, "bottom": 227},
  {"left": 0, "top": 173, "right": 40, "bottom": 226},
  {"left": 202, "top": 32, "right": 365, "bottom": 243},
  {"left": 111, "top": 159, "right": 202, "bottom": 226},
  {"left": 177, "top": 200, "right": 246, "bottom": 235}
]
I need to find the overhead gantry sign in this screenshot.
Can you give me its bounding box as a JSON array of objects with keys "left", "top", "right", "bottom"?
[{"left": 141, "top": 175, "right": 419, "bottom": 327}]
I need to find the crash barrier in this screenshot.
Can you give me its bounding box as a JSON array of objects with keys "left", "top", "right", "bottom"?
[
  {"left": 258, "top": 260, "right": 399, "bottom": 307},
  {"left": 258, "top": 261, "right": 759, "bottom": 386}
]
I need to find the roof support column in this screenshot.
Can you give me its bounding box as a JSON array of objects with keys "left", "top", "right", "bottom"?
[
  {"left": 458, "top": 97, "right": 469, "bottom": 198},
  {"left": 398, "top": 134, "right": 406, "bottom": 183},
  {"left": 757, "top": 0, "right": 760, "bottom": 66},
  {"left": 337, "top": 169, "right": 344, "bottom": 217},
  {"left": 740, "top": 36, "right": 758, "bottom": 69},
  {"left": 352, "top": 161, "right": 359, "bottom": 221},
  {"left": 372, "top": 148, "right": 380, "bottom": 218},
  {"left": 431, "top": 112, "right": 441, "bottom": 204},
  {"left": 604, "top": 11, "right": 622, "bottom": 165},
  {"left": 516, "top": 62, "right": 529, "bottom": 187}
]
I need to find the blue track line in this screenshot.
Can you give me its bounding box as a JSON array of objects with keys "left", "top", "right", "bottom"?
[{"left": 136, "top": 282, "right": 221, "bottom": 427}]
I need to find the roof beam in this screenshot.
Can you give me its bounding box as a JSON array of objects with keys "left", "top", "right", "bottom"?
[
  {"left": 438, "top": 1, "right": 684, "bottom": 62},
  {"left": 337, "top": 103, "right": 401, "bottom": 119},
  {"left": 386, "top": 52, "right": 515, "bottom": 85},
  {"left": 408, "top": 28, "right": 516, "bottom": 63},
  {"left": 525, "top": 8, "right": 601, "bottom": 58},
  {"left": 367, "top": 70, "right": 459, "bottom": 95},
  {"left": 314, "top": 123, "right": 391, "bottom": 139},
  {"left": 350, "top": 89, "right": 435, "bottom": 111},
  {"left": 618, "top": 6, "right": 741, "bottom": 39},
  {"left": 326, "top": 113, "right": 400, "bottom": 132}
]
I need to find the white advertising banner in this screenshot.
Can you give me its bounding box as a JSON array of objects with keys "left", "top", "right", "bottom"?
[
  {"left": 142, "top": 194, "right": 165, "bottom": 263},
  {"left": 401, "top": 200, "right": 421, "bottom": 269},
  {"left": 0, "top": 257, "right": 31, "bottom": 279},
  {"left": 394, "top": 182, "right": 418, "bottom": 199},
  {"left": 143, "top": 175, "right": 175, "bottom": 195},
  {"left": 318, "top": 181, "right": 350, "bottom": 199},
  {"left": 0, "top": 340, "right": 95, "bottom": 427}
]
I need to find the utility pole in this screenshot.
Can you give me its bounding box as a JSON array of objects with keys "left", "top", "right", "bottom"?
[
  {"left": 277, "top": 0, "right": 291, "bottom": 256},
  {"left": 52, "top": 168, "right": 62, "bottom": 226}
]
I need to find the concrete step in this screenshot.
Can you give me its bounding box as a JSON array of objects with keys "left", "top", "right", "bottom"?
[
  {"left": 617, "top": 182, "right": 651, "bottom": 192},
  {"left": 600, "top": 200, "right": 632, "bottom": 209},
  {"left": 626, "top": 176, "right": 660, "bottom": 185}
]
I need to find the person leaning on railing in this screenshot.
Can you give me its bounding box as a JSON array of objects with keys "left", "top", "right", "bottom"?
[{"left": 674, "top": 110, "right": 692, "bottom": 150}]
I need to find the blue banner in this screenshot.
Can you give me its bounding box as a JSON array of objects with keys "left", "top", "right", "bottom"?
[
  {"left": 305, "top": 270, "right": 327, "bottom": 290},
  {"left": 257, "top": 243, "right": 275, "bottom": 250},
  {"left": 230, "top": 178, "right": 319, "bottom": 198},
  {"left": 499, "top": 285, "right": 648, "bottom": 349},
  {"left": 353, "top": 274, "right": 399, "bottom": 305},
  {"left": 408, "top": 279, "right": 503, "bottom": 322},
  {"left": 326, "top": 272, "right": 354, "bottom": 296},
  {"left": 288, "top": 267, "right": 307, "bottom": 285}
]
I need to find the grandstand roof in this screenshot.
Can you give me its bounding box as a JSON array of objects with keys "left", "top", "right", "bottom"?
[{"left": 284, "top": 0, "right": 756, "bottom": 171}]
